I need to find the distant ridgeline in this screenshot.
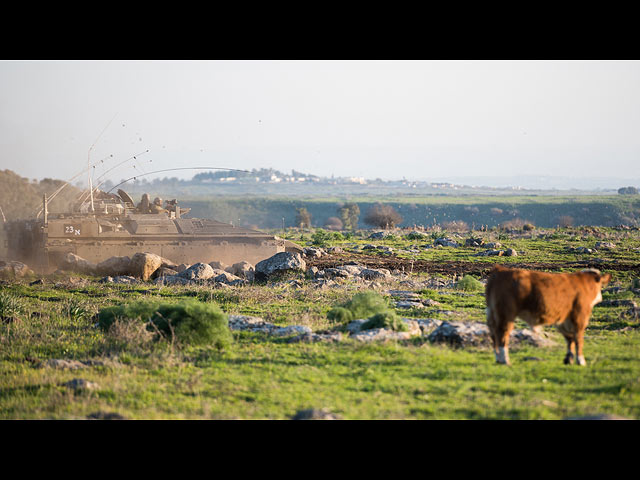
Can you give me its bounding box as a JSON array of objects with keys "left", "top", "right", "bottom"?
[
  {"left": 0, "top": 170, "right": 81, "bottom": 221},
  {"left": 3, "top": 168, "right": 639, "bottom": 228},
  {"left": 184, "top": 196, "right": 640, "bottom": 230}
]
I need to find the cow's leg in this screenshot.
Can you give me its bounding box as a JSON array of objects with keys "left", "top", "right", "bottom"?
[
  {"left": 493, "top": 315, "right": 515, "bottom": 365},
  {"left": 562, "top": 333, "right": 575, "bottom": 365},
  {"left": 486, "top": 307, "right": 499, "bottom": 359},
  {"left": 574, "top": 329, "right": 587, "bottom": 366}
]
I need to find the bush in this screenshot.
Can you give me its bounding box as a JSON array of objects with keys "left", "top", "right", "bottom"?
[
  {"left": 97, "top": 299, "right": 232, "bottom": 348},
  {"left": 311, "top": 229, "right": 330, "bottom": 247},
  {"left": 361, "top": 311, "right": 408, "bottom": 332},
  {"left": 327, "top": 291, "right": 391, "bottom": 323},
  {"left": 324, "top": 217, "right": 343, "bottom": 231},
  {"left": 364, "top": 204, "right": 403, "bottom": 229},
  {"left": 326, "top": 306, "right": 354, "bottom": 323},
  {"left": 441, "top": 220, "right": 469, "bottom": 233},
  {"left": 62, "top": 298, "right": 92, "bottom": 321},
  {"left": 455, "top": 275, "right": 484, "bottom": 292},
  {"left": 0, "top": 291, "right": 25, "bottom": 319},
  {"left": 295, "top": 207, "right": 312, "bottom": 228}
]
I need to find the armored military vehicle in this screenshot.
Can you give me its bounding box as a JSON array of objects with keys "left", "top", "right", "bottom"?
[{"left": 4, "top": 188, "right": 300, "bottom": 273}]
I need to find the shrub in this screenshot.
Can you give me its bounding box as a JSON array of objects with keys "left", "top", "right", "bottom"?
[
  {"left": 327, "top": 291, "right": 392, "bottom": 323},
  {"left": 361, "top": 311, "right": 408, "bottom": 332},
  {"left": 455, "top": 275, "right": 484, "bottom": 292},
  {"left": 0, "top": 291, "right": 25, "bottom": 319},
  {"left": 295, "top": 207, "right": 312, "bottom": 229},
  {"left": 364, "top": 204, "right": 403, "bottom": 229},
  {"left": 324, "top": 217, "right": 343, "bottom": 231},
  {"left": 618, "top": 186, "right": 639, "bottom": 195},
  {"left": 102, "top": 319, "right": 155, "bottom": 354},
  {"left": 326, "top": 306, "right": 354, "bottom": 323},
  {"left": 311, "top": 229, "right": 330, "bottom": 247},
  {"left": 338, "top": 203, "right": 360, "bottom": 231},
  {"left": 97, "top": 299, "right": 232, "bottom": 348},
  {"left": 556, "top": 215, "right": 574, "bottom": 228},
  {"left": 62, "top": 298, "right": 92, "bottom": 321},
  {"left": 441, "top": 220, "right": 469, "bottom": 233}
]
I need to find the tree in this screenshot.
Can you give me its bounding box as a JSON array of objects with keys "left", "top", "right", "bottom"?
[
  {"left": 618, "top": 186, "right": 639, "bottom": 195},
  {"left": 338, "top": 203, "right": 360, "bottom": 231},
  {"left": 324, "top": 216, "right": 343, "bottom": 231},
  {"left": 364, "top": 203, "right": 403, "bottom": 229},
  {"left": 295, "top": 207, "right": 312, "bottom": 229}
]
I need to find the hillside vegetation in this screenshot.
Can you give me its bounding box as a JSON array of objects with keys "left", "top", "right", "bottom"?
[
  {"left": 184, "top": 195, "right": 640, "bottom": 230},
  {"left": 0, "top": 170, "right": 81, "bottom": 221}
]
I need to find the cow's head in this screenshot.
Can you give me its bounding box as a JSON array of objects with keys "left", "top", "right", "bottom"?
[{"left": 581, "top": 269, "right": 611, "bottom": 284}]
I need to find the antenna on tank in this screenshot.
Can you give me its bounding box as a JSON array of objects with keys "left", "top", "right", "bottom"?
[{"left": 87, "top": 113, "right": 118, "bottom": 212}]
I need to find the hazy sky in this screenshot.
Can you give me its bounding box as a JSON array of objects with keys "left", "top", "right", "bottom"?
[{"left": 1, "top": 60, "right": 639, "bottom": 186}]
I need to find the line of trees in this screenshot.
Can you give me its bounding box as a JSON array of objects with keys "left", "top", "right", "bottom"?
[{"left": 294, "top": 202, "right": 404, "bottom": 230}]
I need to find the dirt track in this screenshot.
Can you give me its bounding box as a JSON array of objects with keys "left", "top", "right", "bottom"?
[{"left": 306, "top": 252, "right": 640, "bottom": 278}]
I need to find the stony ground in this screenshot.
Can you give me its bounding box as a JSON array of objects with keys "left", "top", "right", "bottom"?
[{"left": 1, "top": 225, "right": 639, "bottom": 419}]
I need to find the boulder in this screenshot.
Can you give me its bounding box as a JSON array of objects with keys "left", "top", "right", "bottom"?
[
  {"left": 359, "top": 268, "right": 391, "bottom": 280},
  {"left": 291, "top": 408, "right": 342, "bottom": 420},
  {"left": 178, "top": 262, "right": 215, "bottom": 281},
  {"left": 427, "top": 321, "right": 555, "bottom": 348},
  {"left": 303, "top": 247, "right": 325, "bottom": 258},
  {"left": 155, "top": 275, "right": 192, "bottom": 286},
  {"left": 99, "top": 275, "right": 138, "bottom": 285},
  {"left": 96, "top": 256, "right": 131, "bottom": 276},
  {"left": 255, "top": 252, "right": 306, "bottom": 279},
  {"left": 213, "top": 271, "right": 244, "bottom": 285},
  {"left": 59, "top": 253, "right": 96, "bottom": 274},
  {"left": 434, "top": 238, "right": 459, "bottom": 247},
  {"left": 368, "top": 231, "right": 392, "bottom": 239},
  {"left": 209, "top": 260, "right": 228, "bottom": 271},
  {"left": 474, "top": 249, "right": 503, "bottom": 257},
  {"left": 465, "top": 237, "right": 484, "bottom": 247},
  {"left": 228, "top": 261, "right": 255, "bottom": 281},
  {"left": 0, "top": 260, "right": 34, "bottom": 278},
  {"left": 150, "top": 267, "right": 178, "bottom": 280},
  {"left": 129, "top": 252, "right": 164, "bottom": 281}
]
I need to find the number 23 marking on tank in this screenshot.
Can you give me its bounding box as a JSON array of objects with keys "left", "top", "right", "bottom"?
[{"left": 64, "top": 225, "right": 81, "bottom": 236}]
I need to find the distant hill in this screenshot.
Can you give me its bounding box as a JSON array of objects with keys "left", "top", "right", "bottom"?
[{"left": 0, "top": 170, "right": 81, "bottom": 221}]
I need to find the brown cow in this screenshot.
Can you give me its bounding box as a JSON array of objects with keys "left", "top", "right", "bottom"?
[{"left": 485, "top": 265, "right": 611, "bottom": 366}]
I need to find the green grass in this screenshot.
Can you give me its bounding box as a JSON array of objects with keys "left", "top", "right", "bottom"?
[{"left": 1, "top": 225, "right": 639, "bottom": 419}]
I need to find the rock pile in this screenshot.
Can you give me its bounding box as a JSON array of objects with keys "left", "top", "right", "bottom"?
[
  {"left": 388, "top": 290, "right": 441, "bottom": 309},
  {"left": 310, "top": 264, "right": 392, "bottom": 284},
  {"left": 231, "top": 307, "right": 553, "bottom": 348},
  {"left": 474, "top": 248, "right": 518, "bottom": 257},
  {"left": 54, "top": 250, "right": 307, "bottom": 286},
  {"left": 228, "top": 315, "right": 312, "bottom": 337},
  {"left": 434, "top": 237, "right": 459, "bottom": 247}
]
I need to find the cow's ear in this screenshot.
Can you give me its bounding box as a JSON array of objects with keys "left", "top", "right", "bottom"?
[{"left": 601, "top": 273, "right": 611, "bottom": 286}]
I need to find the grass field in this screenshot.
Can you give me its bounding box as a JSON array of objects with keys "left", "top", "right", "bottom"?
[{"left": 1, "top": 225, "right": 639, "bottom": 420}]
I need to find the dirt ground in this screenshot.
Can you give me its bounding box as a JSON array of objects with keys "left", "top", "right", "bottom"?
[{"left": 306, "top": 252, "right": 640, "bottom": 278}]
